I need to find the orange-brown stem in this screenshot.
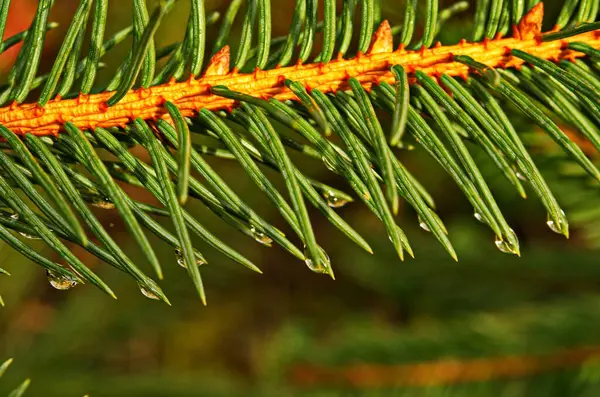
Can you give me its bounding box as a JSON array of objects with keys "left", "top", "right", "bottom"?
[{"left": 1, "top": 22, "right": 599, "bottom": 136}]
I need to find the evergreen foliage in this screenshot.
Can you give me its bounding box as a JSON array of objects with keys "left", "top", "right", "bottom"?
[{"left": 0, "top": 0, "right": 598, "bottom": 307}]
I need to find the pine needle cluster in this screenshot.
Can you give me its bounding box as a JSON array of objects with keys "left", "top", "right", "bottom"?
[{"left": 0, "top": 0, "right": 598, "bottom": 304}]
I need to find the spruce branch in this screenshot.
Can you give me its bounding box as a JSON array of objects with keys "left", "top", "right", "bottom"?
[{"left": 0, "top": 0, "right": 598, "bottom": 302}]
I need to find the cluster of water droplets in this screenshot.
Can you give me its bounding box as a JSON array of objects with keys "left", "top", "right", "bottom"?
[
  {"left": 175, "top": 248, "right": 206, "bottom": 268},
  {"left": 250, "top": 225, "right": 273, "bottom": 246},
  {"left": 10, "top": 214, "right": 41, "bottom": 240},
  {"left": 46, "top": 270, "right": 78, "bottom": 290},
  {"left": 476, "top": 208, "right": 566, "bottom": 252}
]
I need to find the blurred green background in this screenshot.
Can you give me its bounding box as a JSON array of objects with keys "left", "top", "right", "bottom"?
[{"left": 2, "top": 1, "right": 600, "bottom": 396}]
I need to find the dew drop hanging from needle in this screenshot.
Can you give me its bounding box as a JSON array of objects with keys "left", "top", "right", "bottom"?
[
  {"left": 418, "top": 216, "right": 431, "bottom": 232},
  {"left": 494, "top": 229, "right": 519, "bottom": 255},
  {"left": 250, "top": 225, "right": 273, "bottom": 246},
  {"left": 304, "top": 246, "right": 332, "bottom": 275},
  {"left": 474, "top": 212, "right": 489, "bottom": 225},
  {"left": 323, "top": 190, "right": 349, "bottom": 208},
  {"left": 138, "top": 283, "right": 160, "bottom": 300},
  {"left": 92, "top": 198, "right": 116, "bottom": 209},
  {"left": 547, "top": 209, "right": 568, "bottom": 235},
  {"left": 46, "top": 270, "right": 78, "bottom": 290},
  {"left": 174, "top": 248, "right": 206, "bottom": 268}
]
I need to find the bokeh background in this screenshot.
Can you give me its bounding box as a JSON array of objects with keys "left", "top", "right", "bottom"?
[{"left": 1, "top": 1, "right": 600, "bottom": 395}]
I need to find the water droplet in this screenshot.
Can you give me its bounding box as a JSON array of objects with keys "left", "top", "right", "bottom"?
[
  {"left": 92, "top": 198, "right": 115, "bottom": 209},
  {"left": 474, "top": 212, "right": 486, "bottom": 224},
  {"left": 46, "top": 270, "right": 78, "bottom": 290},
  {"left": 250, "top": 225, "right": 273, "bottom": 246},
  {"left": 10, "top": 214, "right": 41, "bottom": 239},
  {"left": 511, "top": 165, "right": 528, "bottom": 182},
  {"left": 418, "top": 216, "right": 431, "bottom": 232},
  {"left": 322, "top": 190, "right": 349, "bottom": 208},
  {"left": 139, "top": 283, "right": 159, "bottom": 300},
  {"left": 494, "top": 236, "right": 511, "bottom": 253},
  {"left": 321, "top": 156, "right": 337, "bottom": 173},
  {"left": 547, "top": 210, "right": 567, "bottom": 234},
  {"left": 304, "top": 246, "right": 331, "bottom": 274},
  {"left": 21, "top": 232, "right": 41, "bottom": 240},
  {"left": 174, "top": 248, "right": 206, "bottom": 268},
  {"left": 494, "top": 229, "right": 519, "bottom": 255}
]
